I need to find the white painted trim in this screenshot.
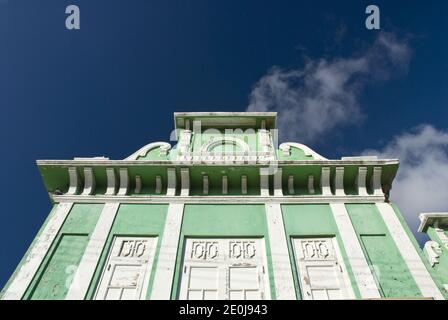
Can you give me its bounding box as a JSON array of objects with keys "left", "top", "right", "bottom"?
[
  {"left": 105, "top": 168, "right": 117, "bottom": 195},
  {"left": 117, "top": 168, "right": 129, "bottom": 196},
  {"left": 222, "top": 175, "right": 228, "bottom": 195},
  {"left": 308, "top": 175, "right": 315, "bottom": 194},
  {"left": 52, "top": 194, "right": 386, "bottom": 204},
  {"left": 65, "top": 203, "right": 120, "bottom": 300},
  {"left": 279, "top": 142, "right": 328, "bottom": 160},
  {"left": 376, "top": 202, "right": 444, "bottom": 300},
  {"left": 125, "top": 142, "right": 172, "bottom": 160},
  {"left": 329, "top": 203, "right": 381, "bottom": 299},
  {"left": 135, "top": 175, "right": 142, "bottom": 194},
  {"left": 151, "top": 203, "right": 185, "bottom": 300},
  {"left": 357, "top": 167, "right": 368, "bottom": 196},
  {"left": 274, "top": 168, "right": 283, "bottom": 196},
  {"left": 241, "top": 175, "right": 247, "bottom": 195},
  {"left": 180, "top": 168, "right": 190, "bottom": 196},
  {"left": 167, "top": 168, "right": 176, "bottom": 196},
  {"left": 155, "top": 175, "right": 162, "bottom": 195},
  {"left": 288, "top": 175, "right": 294, "bottom": 195},
  {"left": 265, "top": 203, "right": 296, "bottom": 300},
  {"left": 260, "top": 168, "right": 269, "bottom": 197},
  {"left": 203, "top": 175, "right": 209, "bottom": 195},
  {"left": 82, "top": 167, "right": 95, "bottom": 195},
  {"left": 334, "top": 167, "right": 345, "bottom": 196},
  {"left": 371, "top": 167, "right": 383, "bottom": 196},
  {"left": 2, "top": 202, "right": 74, "bottom": 300},
  {"left": 321, "top": 167, "right": 332, "bottom": 196},
  {"left": 200, "top": 136, "right": 250, "bottom": 154},
  {"left": 67, "top": 167, "right": 80, "bottom": 195}
]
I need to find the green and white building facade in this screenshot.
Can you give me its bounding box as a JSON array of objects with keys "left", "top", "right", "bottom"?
[{"left": 1, "top": 112, "right": 448, "bottom": 300}]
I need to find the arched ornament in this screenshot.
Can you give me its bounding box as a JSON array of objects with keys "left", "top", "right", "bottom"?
[
  {"left": 125, "top": 142, "right": 172, "bottom": 160},
  {"left": 201, "top": 137, "right": 250, "bottom": 154},
  {"left": 279, "top": 142, "right": 328, "bottom": 160}
]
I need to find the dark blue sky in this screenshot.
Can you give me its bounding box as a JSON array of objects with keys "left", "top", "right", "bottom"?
[{"left": 0, "top": 1, "right": 447, "bottom": 288}]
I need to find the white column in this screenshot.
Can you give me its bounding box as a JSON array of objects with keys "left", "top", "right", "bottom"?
[
  {"left": 376, "top": 202, "right": 444, "bottom": 300},
  {"left": 357, "top": 167, "right": 368, "bottom": 196},
  {"left": 65, "top": 202, "right": 120, "bottom": 300},
  {"left": 2, "top": 202, "right": 74, "bottom": 300},
  {"left": 321, "top": 167, "right": 332, "bottom": 196},
  {"left": 151, "top": 203, "right": 185, "bottom": 299},
  {"left": 334, "top": 167, "right": 345, "bottom": 196},
  {"left": 273, "top": 168, "right": 283, "bottom": 196},
  {"left": 329, "top": 203, "right": 381, "bottom": 299},
  {"left": 265, "top": 203, "right": 296, "bottom": 300},
  {"left": 260, "top": 168, "right": 270, "bottom": 196}
]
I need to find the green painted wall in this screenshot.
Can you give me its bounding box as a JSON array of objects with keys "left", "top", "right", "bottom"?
[
  {"left": 171, "top": 204, "right": 276, "bottom": 299},
  {"left": 24, "top": 203, "right": 104, "bottom": 300},
  {"left": 281, "top": 204, "right": 361, "bottom": 299},
  {"left": 85, "top": 204, "right": 168, "bottom": 300},
  {"left": 346, "top": 204, "right": 421, "bottom": 298}
]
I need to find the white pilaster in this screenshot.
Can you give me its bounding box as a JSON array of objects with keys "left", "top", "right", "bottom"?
[
  {"left": 329, "top": 203, "right": 381, "bottom": 299},
  {"left": 334, "top": 167, "right": 345, "bottom": 196},
  {"left": 222, "top": 175, "right": 228, "bottom": 195},
  {"left": 65, "top": 203, "right": 120, "bottom": 300},
  {"left": 260, "top": 168, "right": 269, "bottom": 196},
  {"left": 82, "top": 167, "right": 95, "bottom": 195},
  {"left": 117, "top": 168, "right": 129, "bottom": 196},
  {"left": 288, "top": 175, "right": 294, "bottom": 195},
  {"left": 155, "top": 175, "right": 162, "bottom": 194},
  {"left": 357, "top": 167, "right": 368, "bottom": 196},
  {"left": 273, "top": 168, "right": 283, "bottom": 196},
  {"left": 135, "top": 175, "right": 142, "bottom": 194},
  {"left": 308, "top": 175, "right": 315, "bottom": 194},
  {"left": 203, "top": 175, "right": 209, "bottom": 195},
  {"left": 371, "top": 167, "right": 383, "bottom": 196},
  {"left": 180, "top": 168, "right": 190, "bottom": 196},
  {"left": 105, "top": 168, "right": 117, "bottom": 195},
  {"left": 376, "top": 202, "right": 444, "bottom": 300},
  {"left": 166, "top": 168, "right": 176, "bottom": 196},
  {"left": 151, "top": 203, "right": 185, "bottom": 300},
  {"left": 241, "top": 175, "right": 247, "bottom": 195},
  {"left": 2, "top": 202, "right": 74, "bottom": 300},
  {"left": 321, "top": 167, "right": 332, "bottom": 196},
  {"left": 265, "top": 203, "right": 296, "bottom": 300}
]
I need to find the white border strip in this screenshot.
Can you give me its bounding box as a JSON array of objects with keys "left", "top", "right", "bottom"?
[
  {"left": 376, "top": 202, "right": 444, "bottom": 300},
  {"left": 265, "top": 203, "right": 296, "bottom": 299},
  {"left": 150, "top": 203, "right": 185, "bottom": 299},
  {"left": 2, "top": 202, "right": 74, "bottom": 300},
  {"left": 65, "top": 203, "right": 120, "bottom": 300},
  {"left": 330, "top": 203, "right": 380, "bottom": 299}
]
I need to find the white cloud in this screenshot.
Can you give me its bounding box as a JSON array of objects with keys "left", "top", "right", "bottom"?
[
  {"left": 247, "top": 32, "right": 411, "bottom": 142},
  {"left": 363, "top": 125, "right": 448, "bottom": 236}
]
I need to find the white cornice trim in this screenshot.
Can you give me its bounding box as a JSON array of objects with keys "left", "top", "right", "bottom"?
[
  {"left": 279, "top": 142, "right": 328, "bottom": 160},
  {"left": 124, "top": 142, "right": 172, "bottom": 160},
  {"left": 51, "top": 194, "right": 385, "bottom": 204}
]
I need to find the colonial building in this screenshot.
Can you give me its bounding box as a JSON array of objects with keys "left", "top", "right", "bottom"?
[{"left": 1, "top": 112, "right": 447, "bottom": 300}]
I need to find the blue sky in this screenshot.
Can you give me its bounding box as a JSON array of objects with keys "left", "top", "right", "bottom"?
[{"left": 0, "top": 1, "right": 447, "bottom": 288}]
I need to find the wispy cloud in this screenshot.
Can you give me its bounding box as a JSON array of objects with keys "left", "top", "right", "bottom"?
[
  {"left": 363, "top": 125, "right": 448, "bottom": 236},
  {"left": 247, "top": 32, "right": 411, "bottom": 142}
]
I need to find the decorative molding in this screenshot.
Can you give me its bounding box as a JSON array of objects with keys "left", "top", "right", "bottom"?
[
  {"left": 334, "top": 167, "right": 345, "bottom": 196},
  {"left": 180, "top": 168, "right": 190, "bottom": 196},
  {"left": 155, "top": 175, "right": 162, "bottom": 194},
  {"left": 371, "top": 167, "right": 383, "bottom": 196},
  {"left": 66, "top": 203, "right": 120, "bottom": 300},
  {"left": 273, "top": 168, "right": 283, "bottom": 196},
  {"left": 308, "top": 175, "right": 315, "bottom": 194},
  {"left": 357, "top": 167, "right": 368, "bottom": 196},
  {"left": 260, "top": 168, "right": 269, "bottom": 196},
  {"left": 376, "top": 202, "right": 444, "bottom": 300},
  {"left": 82, "top": 167, "right": 95, "bottom": 195},
  {"left": 134, "top": 175, "right": 142, "bottom": 194},
  {"left": 2, "top": 203, "right": 74, "bottom": 300},
  {"left": 117, "top": 168, "right": 129, "bottom": 196},
  {"left": 279, "top": 142, "right": 328, "bottom": 160},
  {"left": 222, "top": 175, "right": 228, "bottom": 195},
  {"left": 330, "top": 203, "right": 381, "bottom": 298},
  {"left": 125, "top": 142, "right": 172, "bottom": 160},
  {"left": 105, "top": 168, "right": 117, "bottom": 195},
  {"left": 241, "top": 175, "right": 247, "bottom": 195},
  {"left": 203, "top": 175, "right": 209, "bottom": 195},
  {"left": 67, "top": 167, "right": 80, "bottom": 195},
  {"left": 151, "top": 203, "right": 185, "bottom": 300},
  {"left": 265, "top": 203, "right": 296, "bottom": 300},
  {"left": 434, "top": 225, "right": 448, "bottom": 250},
  {"left": 177, "top": 130, "right": 192, "bottom": 157},
  {"left": 423, "top": 241, "right": 442, "bottom": 267},
  {"left": 200, "top": 136, "right": 250, "bottom": 154},
  {"left": 321, "top": 167, "right": 332, "bottom": 196},
  {"left": 288, "top": 175, "right": 294, "bottom": 195},
  {"left": 167, "top": 168, "right": 176, "bottom": 196}
]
